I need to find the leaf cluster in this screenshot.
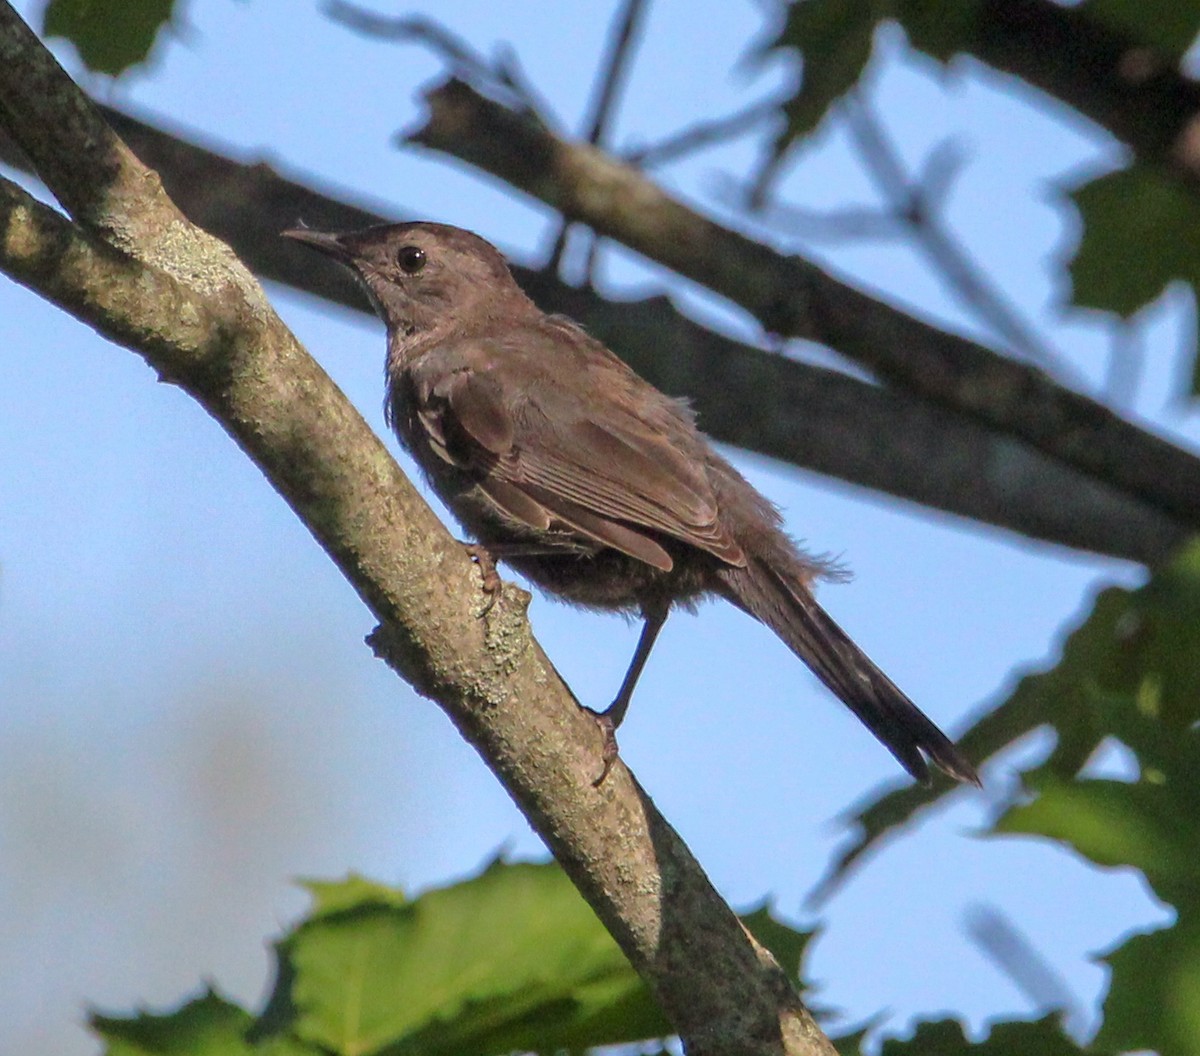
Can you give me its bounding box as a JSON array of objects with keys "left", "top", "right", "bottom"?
[{"left": 91, "top": 861, "right": 814, "bottom": 1056}]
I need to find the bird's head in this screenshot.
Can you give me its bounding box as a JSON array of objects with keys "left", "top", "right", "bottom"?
[{"left": 282, "top": 221, "right": 534, "bottom": 341}]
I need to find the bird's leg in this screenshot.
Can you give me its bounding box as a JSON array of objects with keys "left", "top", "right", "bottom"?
[
  {"left": 605, "top": 604, "right": 669, "bottom": 729},
  {"left": 589, "top": 603, "right": 669, "bottom": 785}
]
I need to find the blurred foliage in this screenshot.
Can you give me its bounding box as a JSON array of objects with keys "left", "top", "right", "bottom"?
[
  {"left": 41, "top": 0, "right": 177, "bottom": 75},
  {"left": 825, "top": 538, "right": 1200, "bottom": 1054},
  {"left": 829, "top": 539, "right": 1200, "bottom": 879},
  {"left": 757, "top": 0, "right": 1200, "bottom": 384},
  {"left": 757, "top": 0, "right": 973, "bottom": 143},
  {"left": 878, "top": 1015, "right": 1100, "bottom": 1056},
  {"left": 91, "top": 860, "right": 816, "bottom": 1056},
  {"left": 1084, "top": 0, "right": 1200, "bottom": 59},
  {"left": 37, "top": 0, "right": 1200, "bottom": 374},
  {"left": 1068, "top": 169, "right": 1200, "bottom": 319}
]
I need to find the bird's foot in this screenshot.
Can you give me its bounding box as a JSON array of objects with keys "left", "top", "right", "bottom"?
[
  {"left": 463, "top": 542, "right": 502, "bottom": 616},
  {"left": 585, "top": 706, "right": 622, "bottom": 787}
]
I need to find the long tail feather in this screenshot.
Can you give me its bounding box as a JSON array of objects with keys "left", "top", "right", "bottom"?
[{"left": 717, "top": 561, "right": 979, "bottom": 785}]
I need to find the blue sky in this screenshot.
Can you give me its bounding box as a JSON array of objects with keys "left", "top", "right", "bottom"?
[{"left": 0, "top": 1, "right": 1191, "bottom": 1052}]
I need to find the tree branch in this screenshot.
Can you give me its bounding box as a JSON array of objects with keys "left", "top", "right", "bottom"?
[
  {"left": 0, "top": 104, "right": 1185, "bottom": 566},
  {"left": 407, "top": 76, "right": 1200, "bottom": 529},
  {"left": 973, "top": 0, "right": 1200, "bottom": 185},
  {"left": 840, "top": 96, "right": 1066, "bottom": 376},
  {"left": 0, "top": 5, "right": 831, "bottom": 1053}
]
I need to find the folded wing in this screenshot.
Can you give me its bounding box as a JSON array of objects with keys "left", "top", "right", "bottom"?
[{"left": 412, "top": 336, "right": 746, "bottom": 572}]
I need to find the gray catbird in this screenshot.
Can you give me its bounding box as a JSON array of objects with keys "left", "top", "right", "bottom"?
[{"left": 283, "top": 221, "right": 978, "bottom": 786}]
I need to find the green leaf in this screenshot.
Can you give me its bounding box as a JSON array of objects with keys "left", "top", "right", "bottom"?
[
  {"left": 996, "top": 770, "right": 1200, "bottom": 906},
  {"left": 832, "top": 1022, "right": 873, "bottom": 1056},
  {"left": 1094, "top": 541, "right": 1200, "bottom": 735},
  {"left": 1096, "top": 912, "right": 1200, "bottom": 1056},
  {"left": 817, "top": 539, "right": 1200, "bottom": 897},
  {"left": 780, "top": 4, "right": 874, "bottom": 140},
  {"left": 262, "top": 860, "right": 671, "bottom": 1056},
  {"left": 756, "top": 0, "right": 982, "bottom": 159},
  {"left": 895, "top": 0, "right": 981, "bottom": 63},
  {"left": 91, "top": 989, "right": 262, "bottom": 1056},
  {"left": 42, "top": 0, "right": 178, "bottom": 76},
  {"left": 1069, "top": 166, "right": 1200, "bottom": 325},
  {"left": 740, "top": 903, "right": 822, "bottom": 1012},
  {"left": 740, "top": 903, "right": 817, "bottom": 982},
  {"left": 757, "top": 0, "right": 879, "bottom": 144},
  {"left": 879, "top": 1014, "right": 1094, "bottom": 1055},
  {"left": 92, "top": 863, "right": 818, "bottom": 1056},
  {"left": 303, "top": 873, "right": 411, "bottom": 918},
  {"left": 1083, "top": 0, "right": 1200, "bottom": 61}
]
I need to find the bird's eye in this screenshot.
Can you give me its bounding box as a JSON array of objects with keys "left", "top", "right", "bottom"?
[{"left": 396, "top": 245, "right": 426, "bottom": 274}]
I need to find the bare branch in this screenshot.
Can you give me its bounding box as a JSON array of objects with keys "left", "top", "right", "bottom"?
[
  {"left": 0, "top": 103, "right": 1183, "bottom": 565},
  {"left": 323, "top": 1, "right": 560, "bottom": 128},
  {"left": 629, "top": 97, "right": 782, "bottom": 168},
  {"left": 583, "top": 0, "right": 649, "bottom": 146},
  {"left": 408, "top": 76, "right": 1200, "bottom": 529},
  {"left": 0, "top": 0, "right": 186, "bottom": 244},
  {"left": 841, "top": 95, "right": 1070, "bottom": 377},
  {"left": 724, "top": 181, "right": 898, "bottom": 240},
  {"left": 965, "top": 905, "right": 1085, "bottom": 1035},
  {"left": 576, "top": 0, "right": 651, "bottom": 280}
]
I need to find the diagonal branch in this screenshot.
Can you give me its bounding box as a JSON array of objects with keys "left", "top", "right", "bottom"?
[
  {"left": 408, "top": 76, "right": 1200, "bottom": 528},
  {"left": 0, "top": 4, "right": 833, "bottom": 1053},
  {"left": 0, "top": 104, "right": 1185, "bottom": 566},
  {"left": 628, "top": 95, "right": 781, "bottom": 167}
]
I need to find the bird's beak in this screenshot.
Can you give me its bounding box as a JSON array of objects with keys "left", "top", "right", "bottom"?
[{"left": 281, "top": 225, "right": 352, "bottom": 261}]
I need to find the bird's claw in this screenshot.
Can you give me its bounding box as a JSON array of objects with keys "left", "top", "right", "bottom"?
[
  {"left": 464, "top": 543, "right": 502, "bottom": 616},
  {"left": 586, "top": 707, "right": 621, "bottom": 787}
]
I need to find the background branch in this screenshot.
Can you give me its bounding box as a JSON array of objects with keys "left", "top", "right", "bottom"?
[
  {"left": 840, "top": 96, "right": 1065, "bottom": 375},
  {"left": 0, "top": 105, "right": 1184, "bottom": 566},
  {"left": 408, "top": 76, "right": 1200, "bottom": 528},
  {"left": 972, "top": 0, "right": 1200, "bottom": 186},
  {"left": 627, "top": 96, "right": 781, "bottom": 168},
  {"left": 571, "top": 0, "right": 648, "bottom": 279}
]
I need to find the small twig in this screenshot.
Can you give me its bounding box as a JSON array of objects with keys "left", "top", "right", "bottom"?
[
  {"left": 542, "top": 222, "right": 576, "bottom": 285},
  {"left": 408, "top": 77, "right": 1200, "bottom": 525},
  {"left": 1105, "top": 318, "right": 1145, "bottom": 409},
  {"left": 749, "top": 147, "right": 791, "bottom": 210},
  {"left": 325, "top": 6, "right": 467, "bottom": 52},
  {"left": 915, "top": 138, "right": 965, "bottom": 213},
  {"left": 0, "top": 8, "right": 833, "bottom": 1047},
  {"left": 324, "top": 2, "right": 558, "bottom": 128},
  {"left": 583, "top": 0, "right": 649, "bottom": 145},
  {"left": 627, "top": 96, "right": 781, "bottom": 168},
  {"left": 548, "top": 0, "right": 650, "bottom": 282},
  {"left": 965, "top": 905, "right": 1086, "bottom": 1039},
  {"left": 841, "top": 94, "right": 1074, "bottom": 379},
  {"left": 719, "top": 174, "right": 898, "bottom": 241},
  {"left": 491, "top": 42, "right": 565, "bottom": 133}
]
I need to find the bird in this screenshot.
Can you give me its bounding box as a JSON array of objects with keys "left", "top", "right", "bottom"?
[{"left": 282, "top": 220, "right": 979, "bottom": 786}]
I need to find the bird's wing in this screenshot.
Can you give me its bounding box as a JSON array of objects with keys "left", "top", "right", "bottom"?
[{"left": 410, "top": 337, "right": 746, "bottom": 572}]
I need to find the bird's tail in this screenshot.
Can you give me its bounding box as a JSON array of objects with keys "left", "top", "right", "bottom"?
[{"left": 716, "top": 560, "right": 979, "bottom": 785}]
